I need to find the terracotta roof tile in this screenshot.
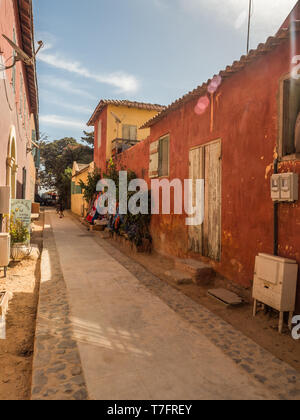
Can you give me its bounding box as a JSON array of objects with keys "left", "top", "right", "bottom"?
[
  {"left": 17, "top": 0, "right": 38, "bottom": 114},
  {"left": 87, "top": 100, "right": 166, "bottom": 126}
]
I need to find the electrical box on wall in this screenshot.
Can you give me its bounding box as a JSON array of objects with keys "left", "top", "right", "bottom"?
[
  {"left": 271, "top": 173, "right": 298, "bottom": 202},
  {"left": 0, "top": 187, "right": 10, "bottom": 214}
]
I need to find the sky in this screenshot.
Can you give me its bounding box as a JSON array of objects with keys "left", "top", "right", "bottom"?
[{"left": 34, "top": 0, "right": 297, "bottom": 142}]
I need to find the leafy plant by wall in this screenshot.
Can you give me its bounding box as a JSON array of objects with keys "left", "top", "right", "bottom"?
[
  {"left": 79, "top": 169, "right": 101, "bottom": 205},
  {"left": 104, "top": 159, "right": 152, "bottom": 248},
  {"left": 9, "top": 213, "right": 30, "bottom": 245}
]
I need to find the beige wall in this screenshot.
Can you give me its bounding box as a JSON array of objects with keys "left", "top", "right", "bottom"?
[{"left": 71, "top": 162, "right": 94, "bottom": 217}]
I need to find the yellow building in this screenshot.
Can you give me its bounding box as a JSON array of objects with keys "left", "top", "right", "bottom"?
[
  {"left": 87, "top": 100, "right": 165, "bottom": 173},
  {"left": 71, "top": 161, "right": 95, "bottom": 217}
]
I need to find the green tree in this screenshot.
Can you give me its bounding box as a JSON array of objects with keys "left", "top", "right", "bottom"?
[
  {"left": 39, "top": 137, "right": 93, "bottom": 207},
  {"left": 79, "top": 169, "right": 101, "bottom": 205},
  {"left": 81, "top": 130, "right": 95, "bottom": 147}
]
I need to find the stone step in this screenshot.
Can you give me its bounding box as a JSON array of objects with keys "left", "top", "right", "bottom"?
[
  {"left": 165, "top": 269, "right": 193, "bottom": 285},
  {"left": 174, "top": 258, "right": 215, "bottom": 285}
]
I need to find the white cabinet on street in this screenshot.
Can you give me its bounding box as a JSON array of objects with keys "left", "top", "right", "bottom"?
[{"left": 253, "top": 253, "right": 298, "bottom": 333}]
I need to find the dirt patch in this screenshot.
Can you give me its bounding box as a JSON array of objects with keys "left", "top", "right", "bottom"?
[
  {"left": 91, "top": 230, "right": 300, "bottom": 373},
  {"left": 0, "top": 212, "right": 44, "bottom": 400}
]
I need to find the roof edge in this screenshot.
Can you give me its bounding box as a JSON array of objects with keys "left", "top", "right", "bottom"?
[
  {"left": 87, "top": 100, "right": 166, "bottom": 126},
  {"left": 141, "top": 21, "right": 300, "bottom": 129}
]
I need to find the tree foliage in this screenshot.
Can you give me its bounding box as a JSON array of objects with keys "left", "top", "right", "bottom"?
[
  {"left": 39, "top": 135, "right": 93, "bottom": 206},
  {"left": 81, "top": 130, "right": 95, "bottom": 147},
  {"left": 104, "top": 159, "right": 152, "bottom": 247},
  {"left": 79, "top": 169, "right": 102, "bottom": 204}
]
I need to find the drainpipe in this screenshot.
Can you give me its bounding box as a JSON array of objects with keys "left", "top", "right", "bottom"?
[{"left": 273, "top": 158, "right": 279, "bottom": 256}]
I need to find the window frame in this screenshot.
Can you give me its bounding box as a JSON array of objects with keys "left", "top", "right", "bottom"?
[
  {"left": 158, "top": 134, "right": 170, "bottom": 178},
  {"left": 122, "top": 124, "right": 137, "bottom": 141},
  {"left": 278, "top": 73, "right": 300, "bottom": 161}
]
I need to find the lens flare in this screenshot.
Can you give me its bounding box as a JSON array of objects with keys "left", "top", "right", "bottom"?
[
  {"left": 207, "top": 75, "right": 222, "bottom": 94},
  {"left": 194, "top": 95, "right": 210, "bottom": 115}
]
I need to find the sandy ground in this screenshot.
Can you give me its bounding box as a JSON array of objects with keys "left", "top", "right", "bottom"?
[
  {"left": 89, "top": 228, "right": 300, "bottom": 373},
  {"left": 0, "top": 213, "right": 43, "bottom": 400}
]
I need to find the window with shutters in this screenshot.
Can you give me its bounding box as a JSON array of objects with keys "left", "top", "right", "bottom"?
[
  {"left": 76, "top": 185, "right": 82, "bottom": 194},
  {"left": 122, "top": 124, "right": 137, "bottom": 141},
  {"left": 35, "top": 148, "right": 40, "bottom": 169},
  {"left": 279, "top": 77, "right": 300, "bottom": 159},
  {"left": 158, "top": 135, "right": 170, "bottom": 177},
  {"left": 22, "top": 167, "right": 27, "bottom": 199}
]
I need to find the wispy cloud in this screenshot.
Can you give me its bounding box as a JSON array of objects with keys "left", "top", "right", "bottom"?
[
  {"left": 39, "top": 75, "right": 96, "bottom": 100},
  {"left": 39, "top": 91, "right": 93, "bottom": 115},
  {"left": 155, "top": 0, "right": 296, "bottom": 46},
  {"left": 40, "top": 114, "right": 88, "bottom": 129},
  {"left": 38, "top": 45, "right": 140, "bottom": 94}
]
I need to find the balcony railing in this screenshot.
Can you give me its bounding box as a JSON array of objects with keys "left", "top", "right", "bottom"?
[{"left": 112, "top": 138, "right": 139, "bottom": 155}]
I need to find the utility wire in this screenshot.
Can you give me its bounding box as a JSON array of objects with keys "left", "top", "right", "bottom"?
[{"left": 247, "top": 0, "right": 253, "bottom": 54}]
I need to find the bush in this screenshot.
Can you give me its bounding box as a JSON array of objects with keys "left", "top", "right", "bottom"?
[
  {"left": 79, "top": 169, "right": 101, "bottom": 204},
  {"left": 10, "top": 214, "right": 30, "bottom": 245}
]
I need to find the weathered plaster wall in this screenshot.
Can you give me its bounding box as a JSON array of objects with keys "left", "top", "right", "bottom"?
[
  {"left": 93, "top": 105, "right": 161, "bottom": 174},
  {"left": 113, "top": 34, "right": 300, "bottom": 311},
  {"left": 94, "top": 107, "right": 108, "bottom": 175},
  {"left": 0, "top": 0, "right": 35, "bottom": 199}
]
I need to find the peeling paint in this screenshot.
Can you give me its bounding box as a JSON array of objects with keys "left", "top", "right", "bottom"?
[
  {"left": 230, "top": 259, "right": 243, "bottom": 273},
  {"left": 265, "top": 163, "right": 273, "bottom": 180}
]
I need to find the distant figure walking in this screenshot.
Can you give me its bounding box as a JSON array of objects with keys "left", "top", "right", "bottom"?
[{"left": 57, "top": 198, "right": 65, "bottom": 218}]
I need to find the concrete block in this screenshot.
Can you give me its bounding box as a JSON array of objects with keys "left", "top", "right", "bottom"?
[
  {"left": 165, "top": 270, "right": 193, "bottom": 285},
  {"left": 175, "top": 258, "right": 215, "bottom": 285}
]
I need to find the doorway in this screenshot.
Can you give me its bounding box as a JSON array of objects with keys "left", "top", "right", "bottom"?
[
  {"left": 6, "top": 126, "right": 17, "bottom": 199},
  {"left": 188, "top": 139, "right": 222, "bottom": 261}
]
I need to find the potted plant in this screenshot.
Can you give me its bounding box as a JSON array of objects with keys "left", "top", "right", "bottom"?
[{"left": 9, "top": 215, "right": 30, "bottom": 261}]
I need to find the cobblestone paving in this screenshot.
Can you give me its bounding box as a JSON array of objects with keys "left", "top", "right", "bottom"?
[
  {"left": 89, "top": 227, "right": 300, "bottom": 401},
  {"left": 31, "top": 216, "right": 88, "bottom": 400}
]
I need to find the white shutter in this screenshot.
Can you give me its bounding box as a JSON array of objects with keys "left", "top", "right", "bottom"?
[
  {"left": 129, "top": 125, "right": 137, "bottom": 141},
  {"left": 149, "top": 141, "right": 159, "bottom": 178}
]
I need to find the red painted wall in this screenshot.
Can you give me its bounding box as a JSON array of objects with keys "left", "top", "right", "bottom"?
[
  {"left": 112, "top": 33, "right": 300, "bottom": 311},
  {"left": 0, "top": 0, "right": 33, "bottom": 197},
  {"left": 94, "top": 107, "right": 108, "bottom": 175},
  {"left": 114, "top": 138, "right": 151, "bottom": 179}
]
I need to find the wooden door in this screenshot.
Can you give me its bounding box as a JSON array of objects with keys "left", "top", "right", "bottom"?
[{"left": 189, "top": 140, "right": 221, "bottom": 261}]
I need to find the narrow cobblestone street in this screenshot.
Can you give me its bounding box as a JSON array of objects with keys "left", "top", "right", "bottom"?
[{"left": 31, "top": 210, "right": 300, "bottom": 400}]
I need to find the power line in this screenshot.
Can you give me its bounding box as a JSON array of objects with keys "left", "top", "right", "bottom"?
[{"left": 247, "top": 0, "right": 253, "bottom": 54}]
